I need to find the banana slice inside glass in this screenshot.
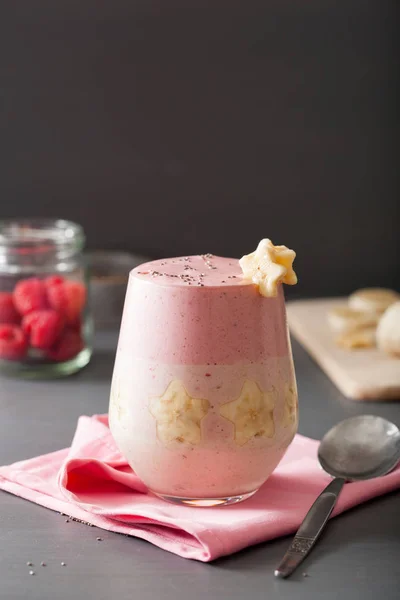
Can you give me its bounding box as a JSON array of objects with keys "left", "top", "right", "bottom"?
[
  {"left": 150, "top": 380, "right": 209, "bottom": 445},
  {"left": 282, "top": 384, "right": 298, "bottom": 429},
  {"left": 109, "top": 376, "right": 128, "bottom": 429},
  {"left": 219, "top": 380, "right": 276, "bottom": 446}
]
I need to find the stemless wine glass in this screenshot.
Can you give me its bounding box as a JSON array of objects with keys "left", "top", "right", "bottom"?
[{"left": 109, "top": 254, "right": 298, "bottom": 507}]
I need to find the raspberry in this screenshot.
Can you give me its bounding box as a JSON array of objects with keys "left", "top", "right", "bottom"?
[
  {"left": 69, "top": 318, "right": 82, "bottom": 335},
  {"left": 22, "top": 310, "right": 64, "bottom": 350},
  {"left": 0, "top": 292, "right": 20, "bottom": 324},
  {"left": 47, "top": 330, "right": 84, "bottom": 362},
  {"left": 46, "top": 280, "right": 86, "bottom": 324},
  {"left": 0, "top": 324, "right": 28, "bottom": 360},
  {"left": 44, "top": 275, "right": 65, "bottom": 288},
  {"left": 13, "top": 278, "right": 48, "bottom": 315}
]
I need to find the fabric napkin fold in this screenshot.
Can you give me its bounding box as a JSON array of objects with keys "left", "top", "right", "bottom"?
[{"left": 1, "top": 414, "right": 399, "bottom": 562}]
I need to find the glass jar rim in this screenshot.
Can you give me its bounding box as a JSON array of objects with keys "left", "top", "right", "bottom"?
[{"left": 0, "top": 218, "right": 85, "bottom": 253}]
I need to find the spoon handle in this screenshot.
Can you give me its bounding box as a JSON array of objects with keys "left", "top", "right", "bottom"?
[{"left": 274, "top": 477, "right": 345, "bottom": 578}]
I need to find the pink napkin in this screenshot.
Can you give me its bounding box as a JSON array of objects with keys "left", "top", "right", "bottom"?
[{"left": 1, "top": 414, "right": 399, "bottom": 562}]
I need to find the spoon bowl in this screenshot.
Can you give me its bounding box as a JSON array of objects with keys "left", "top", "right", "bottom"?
[{"left": 318, "top": 415, "right": 400, "bottom": 481}]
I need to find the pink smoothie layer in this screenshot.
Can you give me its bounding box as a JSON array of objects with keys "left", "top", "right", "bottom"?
[{"left": 119, "top": 255, "right": 289, "bottom": 365}]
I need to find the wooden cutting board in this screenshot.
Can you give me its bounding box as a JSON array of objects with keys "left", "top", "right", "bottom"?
[{"left": 287, "top": 298, "right": 400, "bottom": 401}]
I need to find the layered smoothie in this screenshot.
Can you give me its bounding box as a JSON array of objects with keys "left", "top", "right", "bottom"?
[{"left": 109, "top": 244, "right": 298, "bottom": 505}]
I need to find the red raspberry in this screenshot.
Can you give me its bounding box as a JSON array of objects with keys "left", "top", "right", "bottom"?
[
  {"left": 13, "top": 278, "right": 48, "bottom": 315},
  {"left": 0, "top": 324, "right": 28, "bottom": 360},
  {"left": 44, "top": 275, "right": 65, "bottom": 288},
  {"left": 47, "top": 329, "right": 84, "bottom": 362},
  {"left": 46, "top": 280, "right": 86, "bottom": 324},
  {"left": 0, "top": 292, "right": 20, "bottom": 324},
  {"left": 69, "top": 318, "right": 82, "bottom": 335},
  {"left": 22, "top": 310, "right": 64, "bottom": 350}
]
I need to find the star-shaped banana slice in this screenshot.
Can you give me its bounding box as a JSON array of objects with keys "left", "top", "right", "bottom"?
[
  {"left": 109, "top": 376, "right": 128, "bottom": 428},
  {"left": 239, "top": 238, "right": 297, "bottom": 297},
  {"left": 150, "top": 380, "right": 209, "bottom": 445},
  {"left": 282, "top": 383, "right": 298, "bottom": 428},
  {"left": 219, "top": 380, "right": 276, "bottom": 446}
]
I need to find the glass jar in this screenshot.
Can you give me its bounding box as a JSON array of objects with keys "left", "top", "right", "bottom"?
[
  {"left": 109, "top": 254, "right": 298, "bottom": 507},
  {"left": 0, "top": 219, "right": 93, "bottom": 378}
]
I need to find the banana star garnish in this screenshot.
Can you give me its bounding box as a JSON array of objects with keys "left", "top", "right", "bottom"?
[
  {"left": 282, "top": 383, "right": 298, "bottom": 428},
  {"left": 219, "top": 380, "right": 276, "bottom": 446},
  {"left": 239, "top": 238, "right": 297, "bottom": 297},
  {"left": 150, "top": 380, "right": 209, "bottom": 445}
]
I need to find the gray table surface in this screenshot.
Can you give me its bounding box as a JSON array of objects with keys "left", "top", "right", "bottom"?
[{"left": 1, "top": 331, "right": 399, "bottom": 600}]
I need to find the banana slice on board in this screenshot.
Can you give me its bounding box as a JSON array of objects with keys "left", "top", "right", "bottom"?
[
  {"left": 327, "top": 306, "right": 378, "bottom": 335},
  {"left": 335, "top": 326, "right": 377, "bottom": 350},
  {"left": 376, "top": 302, "right": 400, "bottom": 358},
  {"left": 348, "top": 288, "right": 400, "bottom": 315}
]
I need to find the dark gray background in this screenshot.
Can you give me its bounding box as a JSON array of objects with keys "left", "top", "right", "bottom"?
[{"left": 1, "top": 1, "right": 398, "bottom": 297}]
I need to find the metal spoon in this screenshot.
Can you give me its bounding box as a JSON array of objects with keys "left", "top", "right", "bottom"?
[{"left": 275, "top": 415, "right": 400, "bottom": 578}]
